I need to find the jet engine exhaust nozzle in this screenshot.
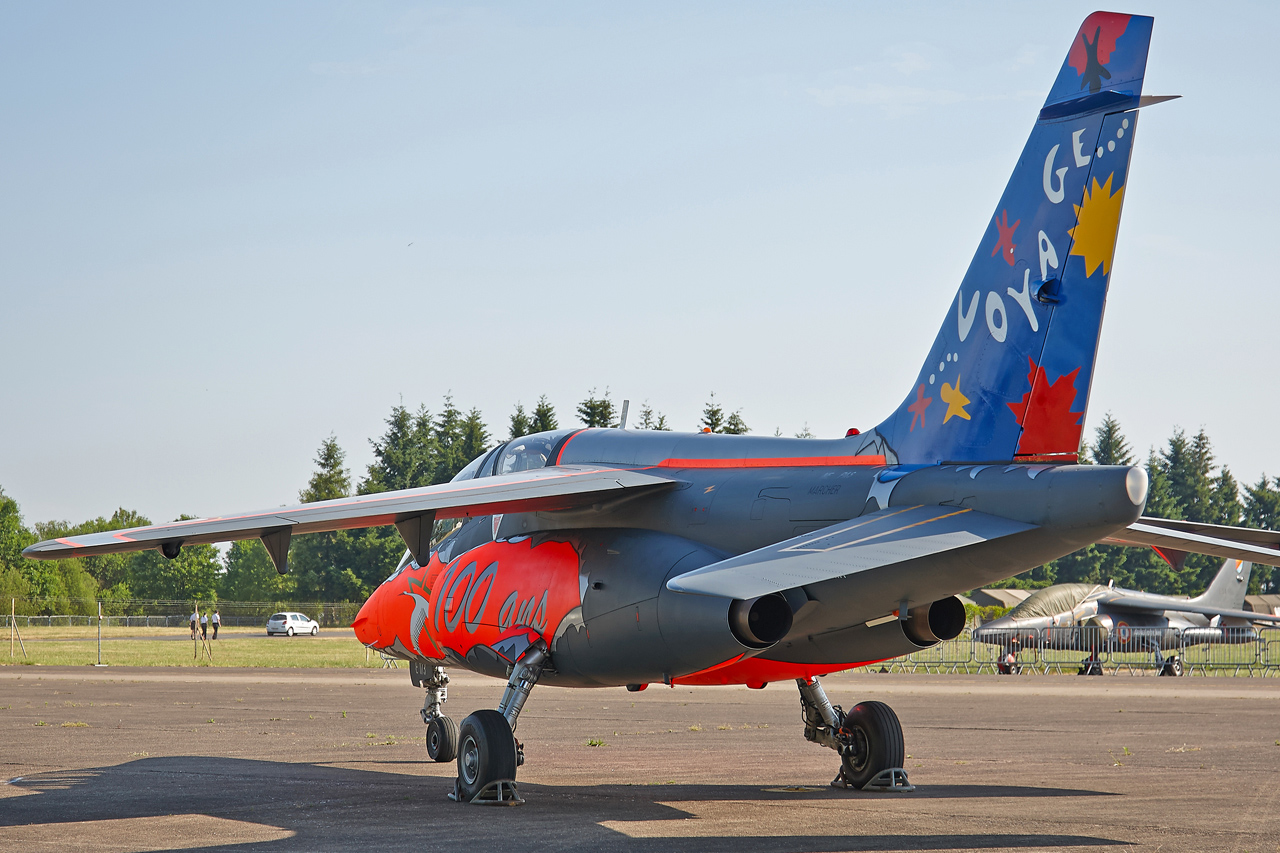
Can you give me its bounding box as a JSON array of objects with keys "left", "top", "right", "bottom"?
[
  {"left": 728, "top": 593, "right": 794, "bottom": 649},
  {"left": 903, "top": 596, "right": 967, "bottom": 646}
]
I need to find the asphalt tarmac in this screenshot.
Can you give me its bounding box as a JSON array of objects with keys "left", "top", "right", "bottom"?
[{"left": 2, "top": 667, "right": 1277, "bottom": 852}]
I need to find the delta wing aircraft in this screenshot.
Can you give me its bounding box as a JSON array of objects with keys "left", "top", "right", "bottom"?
[
  {"left": 26, "top": 12, "right": 1280, "bottom": 803},
  {"left": 975, "top": 559, "right": 1280, "bottom": 675}
]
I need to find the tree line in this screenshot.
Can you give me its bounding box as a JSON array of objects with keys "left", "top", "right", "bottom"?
[
  {"left": 2, "top": 397, "right": 1276, "bottom": 614},
  {"left": 0, "top": 391, "right": 749, "bottom": 613}
]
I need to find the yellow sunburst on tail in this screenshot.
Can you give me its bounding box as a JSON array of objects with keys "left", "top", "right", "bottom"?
[{"left": 1067, "top": 172, "right": 1125, "bottom": 277}]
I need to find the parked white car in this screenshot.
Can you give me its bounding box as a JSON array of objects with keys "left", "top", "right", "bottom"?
[{"left": 266, "top": 612, "right": 319, "bottom": 637}]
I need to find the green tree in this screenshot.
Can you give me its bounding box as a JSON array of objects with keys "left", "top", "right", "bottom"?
[
  {"left": 360, "top": 407, "right": 438, "bottom": 496},
  {"left": 699, "top": 393, "right": 749, "bottom": 434},
  {"left": 577, "top": 388, "right": 617, "bottom": 428},
  {"left": 1, "top": 488, "right": 98, "bottom": 614},
  {"left": 794, "top": 423, "right": 815, "bottom": 439},
  {"left": 458, "top": 408, "right": 491, "bottom": 468},
  {"left": 433, "top": 395, "right": 470, "bottom": 482},
  {"left": 530, "top": 396, "right": 558, "bottom": 433},
  {"left": 509, "top": 403, "right": 533, "bottom": 439},
  {"left": 34, "top": 507, "right": 150, "bottom": 591},
  {"left": 637, "top": 402, "right": 669, "bottom": 431},
  {"left": 291, "top": 437, "right": 361, "bottom": 601},
  {"left": 1243, "top": 475, "right": 1280, "bottom": 593},
  {"left": 219, "top": 540, "right": 294, "bottom": 601},
  {"left": 128, "top": 528, "right": 220, "bottom": 602},
  {"left": 1089, "top": 412, "right": 1134, "bottom": 465}
]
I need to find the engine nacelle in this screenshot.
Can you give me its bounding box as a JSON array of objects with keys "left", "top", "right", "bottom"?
[{"left": 549, "top": 529, "right": 790, "bottom": 687}]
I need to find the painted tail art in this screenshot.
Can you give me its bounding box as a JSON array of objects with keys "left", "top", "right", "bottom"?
[{"left": 876, "top": 12, "right": 1155, "bottom": 465}]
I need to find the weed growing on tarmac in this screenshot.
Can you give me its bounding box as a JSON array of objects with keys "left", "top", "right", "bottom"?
[
  {"left": 61, "top": 721, "right": 87, "bottom": 727},
  {"left": 1168, "top": 745, "right": 1200, "bottom": 753},
  {"left": 586, "top": 738, "right": 606, "bottom": 747},
  {"left": 688, "top": 724, "right": 702, "bottom": 731}
]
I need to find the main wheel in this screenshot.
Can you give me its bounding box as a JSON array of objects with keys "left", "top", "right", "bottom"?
[
  {"left": 427, "top": 715, "right": 459, "bottom": 763},
  {"left": 1165, "top": 656, "right": 1184, "bottom": 677},
  {"left": 840, "top": 701, "right": 905, "bottom": 789},
  {"left": 456, "top": 710, "right": 518, "bottom": 801}
]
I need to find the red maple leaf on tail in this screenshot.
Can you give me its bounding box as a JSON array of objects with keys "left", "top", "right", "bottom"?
[{"left": 1007, "top": 357, "right": 1084, "bottom": 457}]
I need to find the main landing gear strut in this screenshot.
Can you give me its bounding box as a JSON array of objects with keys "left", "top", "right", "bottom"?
[
  {"left": 445, "top": 640, "right": 549, "bottom": 805},
  {"left": 796, "top": 677, "right": 914, "bottom": 792}
]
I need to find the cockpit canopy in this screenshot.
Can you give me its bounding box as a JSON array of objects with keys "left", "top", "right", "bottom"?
[
  {"left": 1006, "top": 583, "right": 1101, "bottom": 620},
  {"left": 450, "top": 429, "right": 577, "bottom": 482}
]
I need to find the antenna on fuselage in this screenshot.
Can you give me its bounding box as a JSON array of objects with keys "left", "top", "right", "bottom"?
[{"left": 619, "top": 399, "right": 630, "bottom": 429}]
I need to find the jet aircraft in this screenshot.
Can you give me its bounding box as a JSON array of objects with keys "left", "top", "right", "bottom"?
[
  {"left": 974, "top": 559, "right": 1280, "bottom": 676},
  {"left": 25, "top": 12, "right": 1280, "bottom": 803}
]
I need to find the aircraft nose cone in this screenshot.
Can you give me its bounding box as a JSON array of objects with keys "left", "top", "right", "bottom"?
[{"left": 352, "top": 592, "right": 381, "bottom": 646}]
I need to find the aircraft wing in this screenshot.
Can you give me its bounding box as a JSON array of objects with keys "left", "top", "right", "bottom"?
[
  {"left": 665, "top": 505, "right": 1035, "bottom": 599},
  {"left": 22, "top": 465, "right": 676, "bottom": 568},
  {"left": 1102, "top": 519, "right": 1280, "bottom": 567},
  {"left": 1101, "top": 595, "right": 1280, "bottom": 624}
]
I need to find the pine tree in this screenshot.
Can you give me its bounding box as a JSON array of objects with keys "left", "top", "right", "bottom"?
[
  {"left": 699, "top": 393, "right": 725, "bottom": 433},
  {"left": 458, "top": 408, "right": 492, "bottom": 470},
  {"left": 577, "top": 388, "right": 617, "bottom": 428},
  {"left": 724, "top": 410, "right": 750, "bottom": 435},
  {"left": 292, "top": 437, "right": 360, "bottom": 601},
  {"left": 530, "top": 395, "right": 559, "bottom": 433},
  {"left": 1243, "top": 475, "right": 1280, "bottom": 593},
  {"left": 509, "top": 403, "right": 533, "bottom": 439},
  {"left": 1089, "top": 413, "right": 1134, "bottom": 465},
  {"left": 302, "top": 436, "right": 351, "bottom": 502},
  {"left": 638, "top": 402, "right": 670, "bottom": 431},
  {"left": 360, "top": 406, "right": 436, "bottom": 495},
  {"left": 433, "top": 395, "right": 468, "bottom": 483}
]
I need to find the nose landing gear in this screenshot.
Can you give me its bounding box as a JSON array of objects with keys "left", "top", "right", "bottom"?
[
  {"left": 797, "top": 677, "right": 914, "bottom": 792},
  {"left": 448, "top": 640, "right": 549, "bottom": 805},
  {"left": 415, "top": 665, "right": 458, "bottom": 762}
]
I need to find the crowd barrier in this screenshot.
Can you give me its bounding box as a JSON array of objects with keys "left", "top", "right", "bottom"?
[{"left": 885, "top": 625, "right": 1280, "bottom": 676}]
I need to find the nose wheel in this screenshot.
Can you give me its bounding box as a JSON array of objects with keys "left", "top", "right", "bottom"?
[{"left": 426, "top": 715, "right": 459, "bottom": 762}]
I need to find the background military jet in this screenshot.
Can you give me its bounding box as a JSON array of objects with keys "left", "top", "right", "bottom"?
[
  {"left": 974, "top": 559, "right": 1280, "bottom": 675},
  {"left": 22, "top": 12, "right": 1280, "bottom": 803}
]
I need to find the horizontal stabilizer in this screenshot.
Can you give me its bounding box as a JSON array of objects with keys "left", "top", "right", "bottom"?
[
  {"left": 23, "top": 466, "right": 675, "bottom": 560},
  {"left": 1103, "top": 519, "right": 1280, "bottom": 567},
  {"left": 1103, "top": 594, "right": 1280, "bottom": 624},
  {"left": 666, "top": 505, "right": 1035, "bottom": 599}
]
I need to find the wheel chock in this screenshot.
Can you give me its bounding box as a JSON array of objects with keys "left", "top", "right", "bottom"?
[
  {"left": 861, "top": 768, "right": 915, "bottom": 793},
  {"left": 448, "top": 777, "right": 524, "bottom": 805}
]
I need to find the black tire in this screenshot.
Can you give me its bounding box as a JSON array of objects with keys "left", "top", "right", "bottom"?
[
  {"left": 427, "top": 715, "right": 459, "bottom": 763},
  {"left": 311, "top": 626, "right": 318, "bottom": 636},
  {"left": 1167, "top": 657, "right": 1184, "bottom": 677},
  {"left": 286, "top": 627, "right": 294, "bottom": 637},
  {"left": 840, "top": 701, "right": 905, "bottom": 789},
  {"left": 456, "top": 710, "right": 518, "bottom": 800}
]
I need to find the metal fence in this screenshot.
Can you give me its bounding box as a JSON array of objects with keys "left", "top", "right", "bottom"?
[
  {"left": 885, "top": 625, "right": 1280, "bottom": 676},
  {"left": 1, "top": 599, "right": 363, "bottom": 629}
]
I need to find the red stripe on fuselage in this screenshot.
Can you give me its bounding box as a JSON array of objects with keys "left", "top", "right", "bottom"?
[{"left": 656, "top": 455, "right": 886, "bottom": 469}]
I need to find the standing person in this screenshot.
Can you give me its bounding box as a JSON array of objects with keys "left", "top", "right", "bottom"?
[
  {"left": 200, "top": 610, "right": 208, "bottom": 641},
  {"left": 212, "top": 609, "right": 221, "bottom": 640},
  {"left": 189, "top": 608, "right": 198, "bottom": 640}
]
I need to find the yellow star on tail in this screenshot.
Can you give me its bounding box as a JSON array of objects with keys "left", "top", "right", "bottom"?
[
  {"left": 1068, "top": 172, "right": 1125, "bottom": 277},
  {"left": 940, "top": 375, "right": 971, "bottom": 423}
]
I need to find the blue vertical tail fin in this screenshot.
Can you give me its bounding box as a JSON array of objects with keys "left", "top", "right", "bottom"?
[{"left": 875, "top": 12, "right": 1154, "bottom": 465}]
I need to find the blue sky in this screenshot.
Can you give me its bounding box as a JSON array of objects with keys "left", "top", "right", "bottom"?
[{"left": 2, "top": 2, "right": 1277, "bottom": 525}]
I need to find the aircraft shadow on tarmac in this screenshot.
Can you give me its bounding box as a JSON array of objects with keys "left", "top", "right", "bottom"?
[{"left": 1, "top": 757, "right": 1127, "bottom": 852}]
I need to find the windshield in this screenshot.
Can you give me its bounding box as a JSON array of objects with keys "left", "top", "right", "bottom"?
[
  {"left": 1006, "top": 584, "right": 1099, "bottom": 620},
  {"left": 496, "top": 430, "right": 574, "bottom": 475}
]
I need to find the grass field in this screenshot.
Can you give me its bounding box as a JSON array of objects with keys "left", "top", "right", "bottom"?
[{"left": 2, "top": 625, "right": 387, "bottom": 668}]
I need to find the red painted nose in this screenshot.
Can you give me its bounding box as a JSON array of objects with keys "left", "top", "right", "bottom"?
[{"left": 352, "top": 590, "right": 381, "bottom": 646}]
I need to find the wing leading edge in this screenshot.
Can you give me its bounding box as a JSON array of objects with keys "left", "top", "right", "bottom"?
[{"left": 23, "top": 465, "right": 676, "bottom": 570}]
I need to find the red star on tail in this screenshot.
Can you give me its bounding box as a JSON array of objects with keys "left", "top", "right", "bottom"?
[
  {"left": 908, "top": 384, "right": 932, "bottom": 432},
  {"left": 991, "top": 209, "right": 1020, "bottom": 267}
]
